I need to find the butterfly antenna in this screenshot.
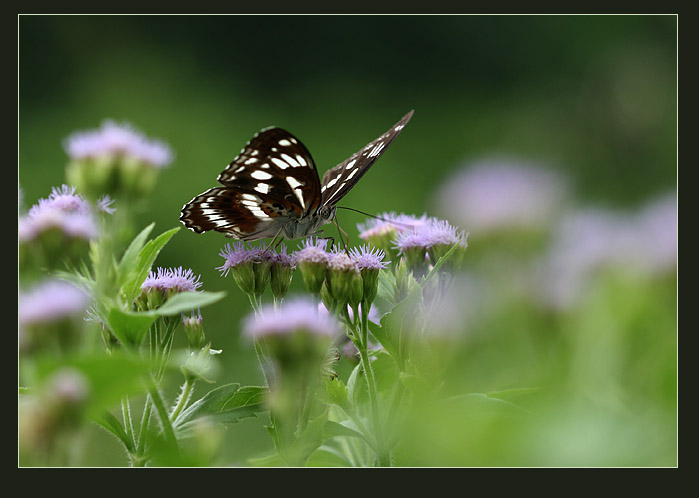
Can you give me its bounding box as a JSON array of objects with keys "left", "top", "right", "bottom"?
[{"left": 335, "top": 206, "right": 415, "bottom": 230}]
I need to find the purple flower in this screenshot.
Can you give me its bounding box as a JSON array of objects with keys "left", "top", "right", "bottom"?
[
  {"left": 535, "top": 192, "right": 677, "bottom": 310},
  {"left": 28, "top": 185, "right": 91, "bottom": 217},
  {"left": 327, "top": 250, "right": 359, "bottom": 272},
  {"left": 243, "top": 297, "right": 341, "bottom": 340},
  {"left": 19, "top": 207, "right": 98, "bottom": 242},
  {"left": 349, "top": 245, "right": 389, "bottom": 270},
  {"left": 141, "top": 267, "right": 203, "bottom": 294},
  {"left": 18, "top": 280, "right": 89, "bottom": 327},
  {"left": 433, "top": 159, "right": 569, "bottom": 234},
  {"left": 96, "top": 195, "right": 116, "bottom": 214},
  {"left": 217, "top": 242, "right": 262, "bottom": 277},
  {"left": 64, "top": 120, "right": 173, "bottom": 168},
  {"left": 269, "top": 243, "right": 295, "bottom": 267},
  {"left": 294, "top": 237, "right": 331, "bottom": 265},
  {"left": 393, "top": 218, "right": 465, "bottom": 253}
]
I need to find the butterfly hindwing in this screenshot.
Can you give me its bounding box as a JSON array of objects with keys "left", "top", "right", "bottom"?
[
  {"left": 320, "top": 110, "right": 414, "bottom": 206},
  {"left": 179, "top": 186, "right": 303, "bottom": 240}
]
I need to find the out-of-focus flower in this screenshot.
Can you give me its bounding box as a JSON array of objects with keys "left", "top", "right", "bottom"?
[
  {"left": 19, "top": 279, "right": 90, "bottom": 352},
  {"left": 19, "top": 280, "right": 90, "bottom": 328},
  {"left": 64, "top": 120, "right": 173, "bottom": 167},
  {"left": 357, "top": 212, "right": 429, "bottom": 255},
  {"left": 393, "top": 217, "right": 468, "bottom": 275},
  {"left": 433, "top": 159, "right": 569, "bottom": 236},
  {"left": 535, "top": 191, "right": 677, "bottom": 310},
  {"left": 243, "top": 297, "right": 341, "bottom": 341},
  {"left": 19, "top": 185, "right": 99, "bottom": 243},
  {"left": 64, "top": 120, "right": 173, "bottom": 200}
]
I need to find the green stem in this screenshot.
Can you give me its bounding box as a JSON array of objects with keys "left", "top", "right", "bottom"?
[
  {"left": 121, "top": 396, "right": 136, "bottom": 450},
  {"left": 146, "top": 380, "right": 179, "bottom": 451},
  {"left": 357, "top": 308, "right": 390, "bottom": 467},
  {"left": 170, "top": 377, "right": 195, "bottom": 424}
]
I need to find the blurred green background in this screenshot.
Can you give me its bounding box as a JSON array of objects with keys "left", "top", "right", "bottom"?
[{"left": 18, "top": 15, "right": 676, "bottom": 466}]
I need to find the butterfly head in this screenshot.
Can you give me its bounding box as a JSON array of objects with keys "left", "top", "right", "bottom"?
[{"left": 282, "top": 204, "right": 336, "bottom": 239}]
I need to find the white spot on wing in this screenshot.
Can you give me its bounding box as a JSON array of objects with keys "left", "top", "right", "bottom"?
[
  {"left": 347, "top": 168, "right": 358, "bottom": 179},
  {"left": 242, "top": 193, "right": 261, "bottom": 202},
  {"left": 278, "top": 139, "right": 292, "bottom": 146},
  {"left": 280, "top": 153, "right": 300, "bottom": 167},
  {"left": 251, "top": 170, "right": 272, "bottom": 180},
  {"left": 255, "top": 183, "right": 270, "bottom": 194},
  {"left": 325, "top": 176, "right": 339, "bottom": 189},
  {"left": 271, "top": 157, "right": 290, "bottom": 169},
  {"left": 345, "top": 159, "right": 357, "bottom": 170},
  {"left": 286, "top": 176, "right": 303, "bottom": 189},
  {"left": 296, "top": 155, "right": 308, "bottom": 166},
  {"left": 245, "top": 157, "right": 258, "bottom": 165}
]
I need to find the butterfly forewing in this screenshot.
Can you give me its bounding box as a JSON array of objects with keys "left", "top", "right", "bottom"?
[
  {"left": 217, "top": 127, "right": 321, "bottom": 217},
  {"left": 320, "top": 110, "right": 414, "bottom": 207}
]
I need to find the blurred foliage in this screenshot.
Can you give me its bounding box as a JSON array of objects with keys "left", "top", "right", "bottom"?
[{"left": 18, "top": 15, "right": 676, "bottom": 466}]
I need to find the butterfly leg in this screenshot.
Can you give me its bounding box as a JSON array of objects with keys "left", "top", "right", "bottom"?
[{"left": 264, "top": 226, "right": 287, "bottom": 254}]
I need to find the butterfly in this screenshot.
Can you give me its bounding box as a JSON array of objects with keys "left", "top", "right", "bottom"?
[{"left": 180, "top": 110, "right": 414, "bottom": 242}]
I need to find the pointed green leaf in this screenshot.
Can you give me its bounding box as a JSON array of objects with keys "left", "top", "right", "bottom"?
[
  {"left": 94, "top": 410, "right": 135, "bottom": 452},
  {"left": 104, "top": 306, "right": 158, "bottom": 347},
  {"left": 117, "top": 223, "right": 154, "bottom": 276},
  {"left": 155, "top": 291, "right": 227, "bottom": 316},
  {"left": 121, "top": 227, "right": 180, "bottom": 303}
]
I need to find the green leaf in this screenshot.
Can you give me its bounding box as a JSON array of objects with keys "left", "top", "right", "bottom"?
[
  {"left": 155, "top": 291, "right": 227, "bottom": 316},
  {"left": 248, "top": 452, "right": 285, "bottom": 467},
  {"left": 370, "top": 284, "right": 423, "bottom": 365},
  {"left": 104, "top": 305, "right": 158, "bottom": 347},
  {"left": 33, "top": 352, "right": 152, "bottom": 417},
  {"left": 444, "top": 393, "right": 531, "bottom": 416},
  {"left": 322, "top": 420, "right": 365, "bottom": 441},
  {"left": 288, "top": 410, "right": 328, "bottom": 466},
  {"left": 120, "top": 227, "right": 180, "bottom": 303},
  {"left": 174, "top": 384, "right": 267, "bottom": 434},
  {"left": 117, "top": 223, "right": 154, "bottom": 277},
  {"left": 306, "top": 446, "right": 351, "bottom": 467},
  {"left": 323, "top": 377, "right": 351, "bottom": 411},
  {"left": 486, "top": 387, "right": 540, "bottom": 401},
  {"left": 94, "top": 410, "right": 135, "bottom": 452}
]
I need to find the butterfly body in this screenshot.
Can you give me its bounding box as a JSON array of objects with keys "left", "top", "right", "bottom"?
[{"left": 180, "top": 110, "right": 413, "bottom": 241}]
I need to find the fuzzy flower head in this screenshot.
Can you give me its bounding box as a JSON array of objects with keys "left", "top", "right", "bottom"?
[
  {"left": 217, "top": 242, "right": 275, "bottom": 296},
  {"left": 140, "top": 267, "right": 202, "bottom": 308},
  {"left": 64, "top": 120, "right": 173, "bottom": 200},
  {"left": 433, "top": 159, "right": 568, "bottom": 237},
  {"left": 326, "top": 250, "right": 362, "bottom": 307},
  {"left": 269, "top": 244, "right": 296, "bottom": 299},
  {"left": 18, "top": 185, "right": 106, "bottom": 275},
  {"left": 349, "top": 245, "right": 389, "bottom": 305},
  {"left": 294, "top": 237, "right": 331, "bottom": 295},
  {"left": 394, "top": 217, "right": 468, "bottom": 273}
]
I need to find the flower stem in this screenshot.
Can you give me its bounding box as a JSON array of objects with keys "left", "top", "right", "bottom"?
[
  {"left": 357, "top": 307, "right": 390, "bottom": 467},
  {"left": 170, "top": 377, "right": 195, "bottom": 424},
  {"left": 146, "top": 380, "right": 179, "bottom": 451}
]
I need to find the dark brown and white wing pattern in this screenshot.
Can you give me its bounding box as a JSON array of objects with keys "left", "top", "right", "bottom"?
[
  {"left": 180, "top": 127, "right": 321, "bottom": 240},
  {"left": 320, "top": 110, "right": 413, "bottom": 207},
  {"left": 180, "top": 111, "right": 414, "bottom": 241}
]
